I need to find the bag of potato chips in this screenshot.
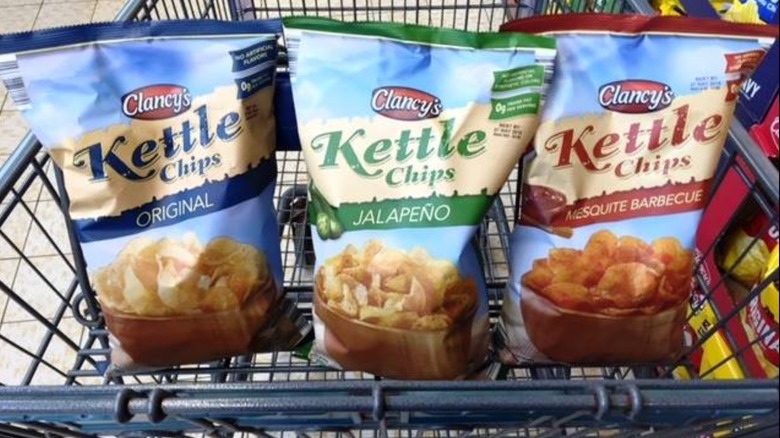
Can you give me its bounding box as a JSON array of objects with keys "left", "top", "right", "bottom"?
[
  {"left": 498, "top": 14, "right": 777, "bottom": 364},
  {"left": 284, "top": 17, "right": 555, "bottom": 379},
  {"left": 0, "top": 20, "right": 308, "bottom": 370}
]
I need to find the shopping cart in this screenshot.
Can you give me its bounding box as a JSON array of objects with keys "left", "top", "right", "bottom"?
[{"left": 0, "top": 0, "right": 778, "bottom": 436}]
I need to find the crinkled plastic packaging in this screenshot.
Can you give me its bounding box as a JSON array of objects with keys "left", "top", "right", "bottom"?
[
  {"left": 742, "top": 246, "right": 779, "bottom": 377},
  {"left": 498, "top": 14, "right": 777, "bottom": 364},
  {"left": 284, "top": 17, "right": 556, "bottom": 379},
  {"left": 0, "top": 20, "right": 309, "bottom": 371}
]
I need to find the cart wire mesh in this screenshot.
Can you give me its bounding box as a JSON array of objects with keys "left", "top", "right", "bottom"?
[{"left": 0, "top": 0, "right": 778, "bottom": 437}]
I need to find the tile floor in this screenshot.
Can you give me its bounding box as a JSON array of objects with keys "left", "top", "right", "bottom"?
[{"left": 0, "top": 0, "right": 125, "bottom": 386}]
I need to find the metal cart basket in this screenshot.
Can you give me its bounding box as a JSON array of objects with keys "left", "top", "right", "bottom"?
[{"left": 0, "top": 0, "right": 778, "bottom": 436}]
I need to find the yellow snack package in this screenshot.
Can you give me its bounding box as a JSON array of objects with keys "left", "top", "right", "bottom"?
[
  {"left": 719, "top": 212, "right": 778, "bottom": 287},
  {"left": 674, "top": 289, "right": 744, "bottom": 380},
  {"left": 741, "top": 246, "right": 779, "bottom": 377},
  {"left": 724, "top": 0, "right": 763, "bottom": 24},
  {"left": 652, "top": 0, "right": 731, "bottom": 16}
]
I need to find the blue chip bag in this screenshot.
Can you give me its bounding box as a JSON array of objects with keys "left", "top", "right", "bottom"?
[
  {"left": 499, "top": 14, "right": 777, "bottom": 365},
  {"left": 0, "top": 20, "right": 308, "bottom": 370},
  {"left": 284, "top": 17, "right": 556, "bottom": 379}
]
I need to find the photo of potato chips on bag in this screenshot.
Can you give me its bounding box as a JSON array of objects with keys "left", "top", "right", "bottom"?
[
  {"left": 315, "top": 241, "right": 479, "bottom": 379},
  {"left": 95, "top": 235, "right": 289, "bottom": 366},
  {"left": 520, "top": 231, "right": 693, "bottom": 363},
  {"left": 0, "top": 20, "right": 308, "bottom": 370},
  {"left": 498, "top": 15, "right": 777, "bottom": 364},
  {"left": 285, "top": 17, "right": 555, "bottom": 379}
]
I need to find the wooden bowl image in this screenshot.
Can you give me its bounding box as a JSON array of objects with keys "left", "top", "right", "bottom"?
[
  {"left": 314, "top": 285, "right": 477, "bottom": 380},
  {"left": 103, "top": 277, "right": 277, "bottom": 367},
  {"left": 520, "top": 285, "right": 687, "bottom": 364}
]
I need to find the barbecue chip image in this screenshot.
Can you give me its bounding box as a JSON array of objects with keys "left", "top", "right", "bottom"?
[{"left": 520, "top": 231, "right": 692, "bottom": 363}]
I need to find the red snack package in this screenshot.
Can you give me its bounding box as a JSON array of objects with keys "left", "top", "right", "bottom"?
[{"left": 749, "top": 96, "right": 779, "bottom": 160}]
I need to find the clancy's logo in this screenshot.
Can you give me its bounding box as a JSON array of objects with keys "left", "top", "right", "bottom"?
[
  {"left": 598, "top": 80, "right": 675, "bottom": 114},
  {"left": 371, "top": 86, "right": 442, "bottom": 121},
  {"left": 122, "top": 84, "right": 192, "bottom": 120}
]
